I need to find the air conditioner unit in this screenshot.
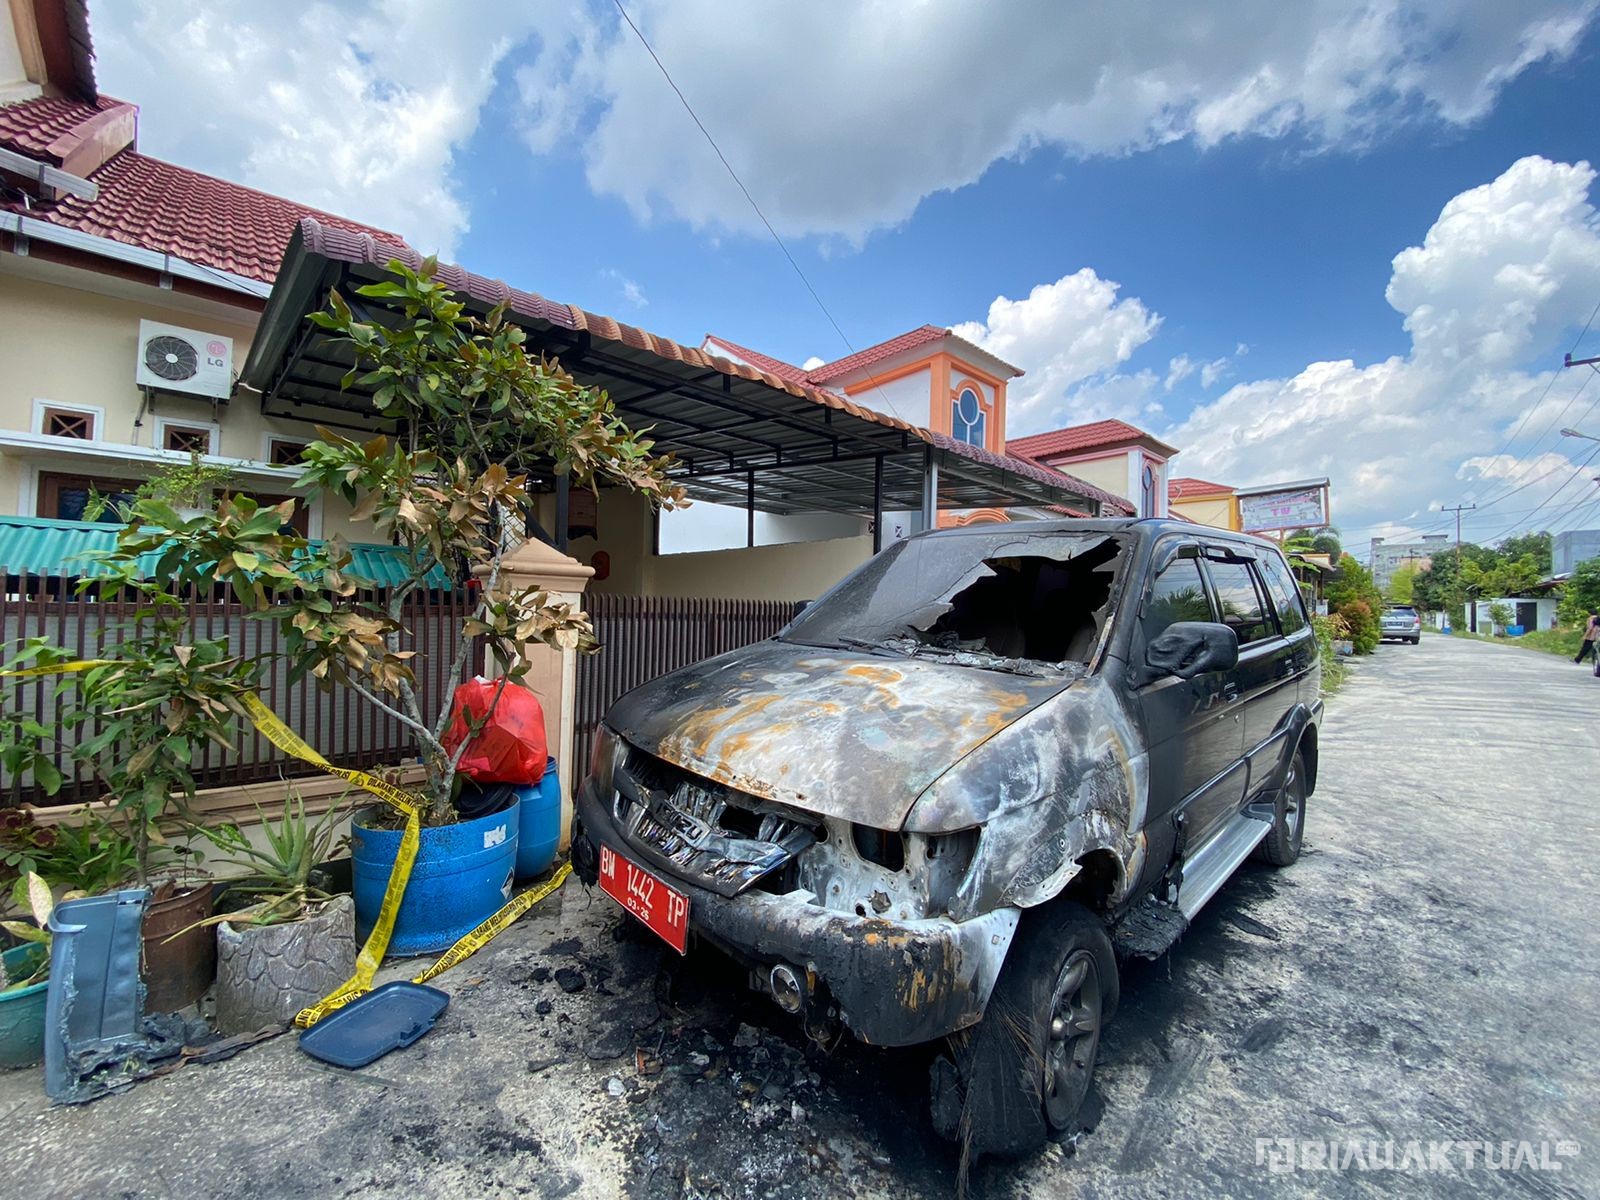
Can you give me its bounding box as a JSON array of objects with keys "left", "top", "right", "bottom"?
[{"left": 135, "top": 320, "right": 233, "bottom": 400}]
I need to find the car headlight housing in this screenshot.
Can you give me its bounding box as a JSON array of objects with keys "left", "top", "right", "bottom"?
[{"left": 587, "top": 725, "right": 626, "bottom": 800}]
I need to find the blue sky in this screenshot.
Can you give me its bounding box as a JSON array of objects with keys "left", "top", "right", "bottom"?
[{"left": 99, "top": 1, "right": 1600, "bottom": 549}]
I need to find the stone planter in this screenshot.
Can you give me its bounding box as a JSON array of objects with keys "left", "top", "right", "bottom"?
[{"left": 214, "top": 895, "right": 356, "bottom": 1033}]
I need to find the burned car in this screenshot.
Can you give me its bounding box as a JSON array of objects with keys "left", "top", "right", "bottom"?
[{"left": 572, "top": 519, "right": 1320, "bottom": 1155}]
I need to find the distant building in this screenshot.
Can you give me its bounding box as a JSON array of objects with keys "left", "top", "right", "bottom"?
[
  {"left": 1370, "top": 534, "right": 1451, "bottom": 590},
  {"left": 1007, "top": 419, "right": 1177, "bottom": 518},
  {"left": 1168, "top": 477, "right": 1238, "bottom": 529},
  {"left": 1553, "top": 528, "right": 1600, "bottom": 576}
]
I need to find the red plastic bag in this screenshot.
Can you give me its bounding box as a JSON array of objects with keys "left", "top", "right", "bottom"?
[{"left": 442, "top": 679, "right": 548, "bottom": 784}]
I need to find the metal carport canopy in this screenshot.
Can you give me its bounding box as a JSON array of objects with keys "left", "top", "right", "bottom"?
[{"left": 240, "top": 219, "right": 1122, "bottom": 527}]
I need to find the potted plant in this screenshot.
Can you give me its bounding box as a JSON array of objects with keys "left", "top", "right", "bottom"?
[
  {"left": 208, "top": 260, "right": 683, "bottom": 954},
  {"left": 185, "top": 792, "right": 356, "bottom": 1032},
  {"left": 0, "top": 872, "right": 66, "bottom": 1068}
]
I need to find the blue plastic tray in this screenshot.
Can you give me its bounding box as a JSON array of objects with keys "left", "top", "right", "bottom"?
[{"left": 298, "top": 981, "right": 450, "bottom": 1068}]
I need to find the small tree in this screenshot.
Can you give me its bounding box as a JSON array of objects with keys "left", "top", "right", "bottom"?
[
  {"left": 1387, "top": 563, "right": 1417, "bottom": 605},
  {"left": 1487, "top": 600, "right": 1515, "bottom": 633},
  {"left": 1326, "top": 554, "right": 1384, "bottom": 654},
  {"left": 0, "top": 496, "right": 319, "bottom": 883},
  {"left": 281, "top": 261, "right": 686, "bottom": 823},
  {"left": 1557, "top": 558, "right": 1600, "bottom": 626}
]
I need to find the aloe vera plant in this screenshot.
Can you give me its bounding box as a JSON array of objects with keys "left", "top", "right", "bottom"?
[{"left": 189, "top": 793, "right": 348, "bottom": 928}]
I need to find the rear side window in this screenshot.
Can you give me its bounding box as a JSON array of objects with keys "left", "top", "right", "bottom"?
[
  {"left": 1204, "top": 558, "right": 1275, "bottom": 645},
  {"left": 1258, "top": 553, "right": 1308, "bottom": 634},
  {"left": 1143, "top": 554, "right": 1214, "bottom": 642}
]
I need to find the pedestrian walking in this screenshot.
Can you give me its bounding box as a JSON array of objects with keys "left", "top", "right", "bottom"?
[{"left": 1577, "top": 609, "right": 1600, "bottom": 664}]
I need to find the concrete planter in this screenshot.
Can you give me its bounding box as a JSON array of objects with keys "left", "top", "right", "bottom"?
[{"left": 214, "top": 895, "right": 355, "bottom": 1033}]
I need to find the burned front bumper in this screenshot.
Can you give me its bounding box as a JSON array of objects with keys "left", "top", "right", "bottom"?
[{"left": 573, "top": 778, "right": 1019, "bottom": 1047}]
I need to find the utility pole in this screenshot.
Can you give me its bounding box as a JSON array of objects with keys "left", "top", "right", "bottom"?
[
  {"left": 1442, "top": 503, "right": 1475, "bottom": 573},
  {"left": 1441, "top": 503, "right": 1475, "bottom": 630}
]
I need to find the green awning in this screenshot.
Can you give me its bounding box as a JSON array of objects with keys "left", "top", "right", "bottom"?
[{"left": 0, "top": 515, "right": 452, "bottom": 589}]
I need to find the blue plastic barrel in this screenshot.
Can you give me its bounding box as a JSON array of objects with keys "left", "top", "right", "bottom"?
[
  {"left": 515, "top": 757, "right": 562, "bottom": 880},
  {"left": 351, "top": 803, "right": 519, "bottom": 956}
]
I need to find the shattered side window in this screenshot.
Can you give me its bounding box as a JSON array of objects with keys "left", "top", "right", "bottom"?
[{"left": 781, "top": 531, "right": 1126, "bottom": 667}]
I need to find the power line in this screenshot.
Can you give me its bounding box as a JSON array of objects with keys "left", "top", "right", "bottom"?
[
  {"left": 1478, "top": 443, "right": 1600, "bottom": 544},
  {"left": 610, "top": 0, "right": 913, "bottom": 427}
]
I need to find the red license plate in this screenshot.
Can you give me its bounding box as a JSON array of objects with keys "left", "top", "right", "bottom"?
[{"left": 598, "top": 843, "right": 689, "bottom": 955}]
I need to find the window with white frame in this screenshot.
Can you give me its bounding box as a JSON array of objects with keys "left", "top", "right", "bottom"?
[
  {"left": 159, "top": 421, "right": 216, "bottom": 454},
  {"left": 37, "top": 404, "right": 98, "bottom": 440},
  {"left": 951, "top": 384, "right": 987, "bottom": 447},
  {"left": 267, "top": 438, "right": 309, "bottom": 466}
]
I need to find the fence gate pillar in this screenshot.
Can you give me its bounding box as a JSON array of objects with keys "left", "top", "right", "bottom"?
[{"left": 496, "top": 538, "right": 594, "bottom": 850}]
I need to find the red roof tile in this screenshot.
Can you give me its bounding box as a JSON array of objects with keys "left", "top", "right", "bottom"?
[
  {"left": 928, "top": 433, "right": 1136, "bottom": 515},
  {"left": 1008, "top": 418, "right": 1178, "bottom": 460},
  {"left": 0, "top": 93, "right": 125, "bottom": 161},
  {"left": 701, "top": 334, "right": 811, "bottom": 385},
  {"left": 1168, "top": 476, "right": 1235, "bottom": 499},
  {"left": 806, "top": 324, "right": 949, "bottom": 383},
  {"left": 34, "top": 151, "right": 398, "bottom": 284}
]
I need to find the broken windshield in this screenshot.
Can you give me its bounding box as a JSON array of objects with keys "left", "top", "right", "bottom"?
[{"left": 782, "top": 531, "right": 1126, "bottom": 669}]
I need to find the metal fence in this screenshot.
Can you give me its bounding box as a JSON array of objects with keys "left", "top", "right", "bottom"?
[
  {"left": 0, "top": 569, "right": 481, "bottom": 807},
  {"left": 574, "top": 595, "right": 801, "bottom": 776}
]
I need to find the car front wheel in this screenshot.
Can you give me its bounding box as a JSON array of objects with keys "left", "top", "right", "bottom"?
[{"left": 930, "top": 903, "right": 1118, "bottom": 1158}]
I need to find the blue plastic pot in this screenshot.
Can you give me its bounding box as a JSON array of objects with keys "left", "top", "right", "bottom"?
[
  {"left": 0, "top": 943, "right": 49, "bottom": 1069},
  {"left": 515, "top": 757, "right": 562, "bottom": 880},
  {"left": 351, "top": 803, "right": 519, "bottom": 957}
]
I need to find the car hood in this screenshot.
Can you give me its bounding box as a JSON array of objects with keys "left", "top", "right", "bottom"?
[{"left": 604, "top": 638, "right": 1080, "bottom": 829}]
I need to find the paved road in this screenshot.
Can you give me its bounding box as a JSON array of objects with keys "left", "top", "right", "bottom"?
[{"left": 3, "top": 634, "right": 1596, "bottom": 1198}]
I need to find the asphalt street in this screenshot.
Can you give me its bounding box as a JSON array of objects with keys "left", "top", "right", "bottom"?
[{"left": 2, "top": 632, "right": 1596, "bottom": 1198}]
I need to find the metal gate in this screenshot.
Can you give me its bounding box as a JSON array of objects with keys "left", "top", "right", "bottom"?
[{"left": 573, "top": 595, "right": 801, "bottom": 777}]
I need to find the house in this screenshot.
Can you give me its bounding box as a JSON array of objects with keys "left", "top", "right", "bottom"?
[
  {"left": 1168, "top": 476, "right": 1239, "bottom": 529},
  {"left": 1006, "top": 419, "right": 1177, "bottom": 518},
  {"left": 0, "top": 4, "right": 395, "bottom": 539},
  {"left": 697, "top": 328, "right": 1132, "bottom": 535}
]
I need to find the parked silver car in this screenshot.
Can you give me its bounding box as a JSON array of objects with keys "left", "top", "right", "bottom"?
[{"left": 1380, "top": 605, "right": 1422, "bottom": 644}]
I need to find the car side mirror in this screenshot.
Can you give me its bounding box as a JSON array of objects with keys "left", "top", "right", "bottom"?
[{"left": 1146, "top": 621, "right": 1239, "bottom": 680}]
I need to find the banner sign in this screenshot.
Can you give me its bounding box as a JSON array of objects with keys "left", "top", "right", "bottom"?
[{"left": 1239, "top": 484, "right": 1328, "bottom": 533}]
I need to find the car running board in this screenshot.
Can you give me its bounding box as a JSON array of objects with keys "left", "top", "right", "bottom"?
[{"left": 1177, "top": 812, "right": 1272, "bottom": 921}]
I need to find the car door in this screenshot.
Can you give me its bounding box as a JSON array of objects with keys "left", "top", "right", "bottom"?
[
  {"left": 1134, "top": 540, "right": 1247, "bottom": 849},
  {"left": 1244, "top": 549, "right": 1317, "bottom": 794},
  {"left": 1199, "top": 550, "right": 1300, "bottom": 808}
]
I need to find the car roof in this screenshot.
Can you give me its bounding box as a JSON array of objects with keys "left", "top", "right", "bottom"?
[{"left": 911, "top": 517, "right": 1289, "bottom": 554}]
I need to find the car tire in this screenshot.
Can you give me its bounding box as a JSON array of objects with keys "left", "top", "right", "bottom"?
[
  {"left": 1252, "top": 748, "right": 1307, "bottom": 867},
  {"left": 929, "top": 903, "right": 1118, "bottom": 1159},
  {"left": 1410, "top": 637, "right": 1420, "bottom": 645}
]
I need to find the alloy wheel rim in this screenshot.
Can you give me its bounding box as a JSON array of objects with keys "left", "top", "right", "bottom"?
[
  {"left": 1044, "top": 950, "right": 1102, "bottom": 1129},
  {"left": 1284, "top": 766, "right": 1304, "bottom": 842}
]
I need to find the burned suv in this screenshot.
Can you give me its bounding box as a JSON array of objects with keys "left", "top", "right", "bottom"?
[{"left": 573, "top": 519, "right": 1320, "bottom": 1156}]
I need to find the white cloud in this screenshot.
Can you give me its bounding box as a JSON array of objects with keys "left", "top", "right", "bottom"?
[
  {"left": 519, "top": 0, "right": 1596, "bottom": 240},
  {"left": 93, "top": 1, "right": 549, "bottom": 258},
  {"left": 1164, "top": 156, "right": 1600, "bottom": 540},
  {"left": 603, "top": 268, "right": 648, "bottom": 308},
  {"left": 1199, "top": 356, "right": 1233, "bottom": 388},
  {"left": 951, "top": 269, "right": 1161, "bottom": 431},
  {"left": 801, "top": 355, "right": 826, "bottom": 371},
  {"left": 1165, "top": 355, "right": 1196, "bottom": 390}
]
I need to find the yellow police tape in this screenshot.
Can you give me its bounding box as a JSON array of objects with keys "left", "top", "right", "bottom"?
[
  {"left": 1, "top": 663, "right": 569, "bottom": 1027},
  {"left": 0, "top": 659, "right": 116, "bottom": 676}
]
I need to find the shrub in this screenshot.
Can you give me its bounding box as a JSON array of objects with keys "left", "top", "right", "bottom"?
[
  {"left": 1335, "top": 598, "right": 1380, "bottom": 654},
  {"left": 1310, "top": 612, "right": 1348, "bottom": 693}
]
